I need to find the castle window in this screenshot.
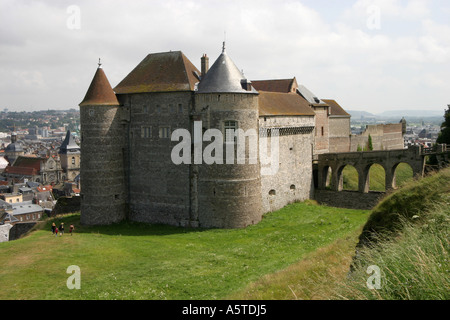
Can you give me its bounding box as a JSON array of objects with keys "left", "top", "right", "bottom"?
[
  {"left": 178, "top": 104, "right": 183, "bottom": 113},
  {"left": 321, "top": 127, "right": 324, "bottom": 136},
  {"left": 269, "top": 190, "right": 276, "bottom": 196},
  {"left": 156, "top": 105, "right": 161, "bottom": 114},
  {"left": 224, "top": 120, "right": 238, "bottom": 143},
  {"left": 143, "top": 105, "right": 149, "bottom": 113},
  {"left": 169, "top": 104, "right": 175, "bottom": 113},
  {"left": 89, "top": 109, "right": 95, "bottom": 117},
  {"left": 290, "top": 185, "right": 296, "bottom": 190},
  {"left": 72, "top": 157, "right": 75, "bottom": 165},
  {"left": 141, "top": 126, "right": 152, "bottom": 138},
  {"left": 159, "top": 126, "right": 170, "bottom": 139}
]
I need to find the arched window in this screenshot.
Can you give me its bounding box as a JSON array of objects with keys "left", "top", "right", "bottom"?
[{"left": 72, "top": 157, "right": 75, "bottom": 165}]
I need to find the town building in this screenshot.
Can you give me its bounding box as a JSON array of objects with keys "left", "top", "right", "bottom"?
[{"left": 58, "top": 130, "right": 81, "bottom": 181}]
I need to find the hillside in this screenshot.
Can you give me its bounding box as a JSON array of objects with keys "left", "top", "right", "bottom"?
[
  {"left": 230, "top": 167, "right": 450, "bottom": 300},
  {"left": 342, "top": 167, "right": 450, "bottom": 300},
  {"left": 356, "top": 167, "right": 450, "bottom": 248},
  {"left": 0, "top": 202, "right": 369, "bottom": 300},
  {"left": 2, "top": 168, "right": 447, "bottom": 300}
]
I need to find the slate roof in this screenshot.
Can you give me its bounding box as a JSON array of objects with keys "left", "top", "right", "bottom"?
[
  {"left": 79, "top": 66, "right": 120, "bottom": 107},
  {"left": 59, "top": 130, "right": 80, "bottom": 154},
  {"left": 5, "top": 142, "right": 23, "bottom": 152},
  {"left": 197, "top": 46, "right": 258, "bottom": 94},
  {"left": 11, "top": 201, "right": 43, "bottom": 215},
  {"left": 113, "top": 51, "right": 201, "bottom": 94},
  {"left": 297, "top": 85, "right": 326, "bottom": 105},
  {"left": 258, "top": 92, "right": 316, "bottom": 117}
]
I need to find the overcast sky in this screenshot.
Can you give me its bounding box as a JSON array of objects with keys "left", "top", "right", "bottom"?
[{"left": 0, "top": 0, "right": 449, "bottom": 114}]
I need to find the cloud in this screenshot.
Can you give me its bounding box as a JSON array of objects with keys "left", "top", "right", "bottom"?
[{"left": 0, "top": 0, "right": 448, "bottom": 113}]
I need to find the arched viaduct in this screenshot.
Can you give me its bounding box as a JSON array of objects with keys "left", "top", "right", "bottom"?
[{"left": 316, "top": 145, "right": 426, "bottom": 193}]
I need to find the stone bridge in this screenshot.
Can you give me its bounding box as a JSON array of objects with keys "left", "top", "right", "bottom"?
[{"left": 315, "top": 145, "right": 428, "bottom": 193}]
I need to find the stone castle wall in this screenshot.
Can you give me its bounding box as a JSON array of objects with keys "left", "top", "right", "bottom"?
[
  {"left": 120, "top": 92, "right": 193, "bottom": 227},
  {"left": 259, "top": 116, "right": 315, "bottom": 213},
  {"left": 314, "top": 190, "right": 384, "bottom": 210},
  {"left": 350, "top": 123, "right": 404, "bottom": 151},
  {"left": 329, "top": 117, "right": 351, "bottom": 153},
  {"left": 312, "top": 106, "right": 329, "bottom": 155}
]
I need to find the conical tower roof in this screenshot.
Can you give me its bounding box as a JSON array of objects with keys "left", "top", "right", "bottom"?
[
  {"left": 197, "top": 43, "right": 258, "bottom": 94},
  {"left": 79, "top": 63, "right": 119, "bottom": 107}
]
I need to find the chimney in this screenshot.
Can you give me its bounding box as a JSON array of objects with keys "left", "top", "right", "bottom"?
[
  {"left": 201, "top": 54, "right": 209, "bottom": 77},
  {"left": 241, "top": 79, "right": 252, "bottom": 91}
]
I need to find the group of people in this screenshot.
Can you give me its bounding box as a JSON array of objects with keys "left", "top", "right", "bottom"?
[{"left": 51, "top": 222, "right": 74, "bottom": 236}]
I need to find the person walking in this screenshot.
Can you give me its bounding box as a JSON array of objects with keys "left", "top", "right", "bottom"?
[
  {"left": 51, "top": 222, "right": 56, "bottom": 235},
  {"left": 59, "top": 223, "right": 65, "bottom": 236},
  {"left": 55, "top": 227, "right": 58, "bottom": 237},
  {"left": 69, "top": 224, "right": 74, "bottom": 236}
]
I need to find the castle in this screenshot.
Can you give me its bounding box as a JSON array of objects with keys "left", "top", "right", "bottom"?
[{"left": 79, "top": 44, "right": 404, "bottom": 228}]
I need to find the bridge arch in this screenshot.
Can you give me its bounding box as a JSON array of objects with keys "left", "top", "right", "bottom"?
[
  {"left": 390, "top": 162, "right": 414, "bottom": 189},
  {"left": 337, "top": 164, "right": 359, "bottom": 191},
  {"left": 317, "top": 146, "right": 425, "bottom": 194},
  {"left": 367, "top": 163, "right": 387, "bottom": 192}
]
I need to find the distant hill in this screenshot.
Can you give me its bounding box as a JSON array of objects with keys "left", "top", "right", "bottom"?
[
  {"left": 348, "top": 109, "right": 444, "bottom": 121},
  {"left": 377, "top": 110, "right": 444, "bottom": 118},
  {"left": 347, "top": 110, "right": 376, "bottom": 119}
]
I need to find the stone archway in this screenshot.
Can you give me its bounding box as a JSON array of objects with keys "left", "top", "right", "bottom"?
[
  {"left": 338, "top": 164, "right": 359, "bottom": 191},
  {"left": 317, "top": 146, "right": 425, "bottom": 194}
]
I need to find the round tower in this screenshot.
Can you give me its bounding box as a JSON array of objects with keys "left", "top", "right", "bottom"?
[
  {"left": 195, "top": 43, "right": 262, "bottom": 228},
  {"left": 79, "top": 62, "right": 127, "bottom": 225}
]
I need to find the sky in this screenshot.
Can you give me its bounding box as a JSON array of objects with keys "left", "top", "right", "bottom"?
[{"left": 0, "top": 0, "right": 449, "bottom": 114}]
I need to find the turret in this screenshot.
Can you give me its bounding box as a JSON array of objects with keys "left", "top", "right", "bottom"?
[
  {"left": 194, "top": 44, "right": 262, "bottom": 228},
  {"left": 79, "top": 61, "right": 127, "bottom": 225}
]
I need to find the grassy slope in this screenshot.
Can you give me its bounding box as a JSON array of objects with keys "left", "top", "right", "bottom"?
[
  {"left": 340, "top": 168, "right": 450, "bottom": 300},
  {"left": 357, "top": 167, "right": 450, "bottom": 247},
  {"left": 231, "top": 168, "right": 450, "bottom": 300},
  {"left": 228, "top": 227, "right": 363, "bottom": 300},
  {"left": 0, "top": 202, "right": 369, "bottom": 300}
]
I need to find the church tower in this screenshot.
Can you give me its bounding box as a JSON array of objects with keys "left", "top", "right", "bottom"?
[
  {"left": 59, "top": 130, "right": 80, "bottom": 181},
  {"left": 194, "top": 43, "right": 263, "bottom": 228},
  {"left": 79, "top": 61, "right": 127, "bottom": 225}
]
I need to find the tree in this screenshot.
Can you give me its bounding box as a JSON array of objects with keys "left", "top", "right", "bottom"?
[
  {"left": 436, "top": 105, "right": 450, "bottom": 145},
  {"left": 368, "top": 134, "right": 374, "bottom": 151}
]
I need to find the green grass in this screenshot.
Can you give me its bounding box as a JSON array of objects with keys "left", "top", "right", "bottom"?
[
  {"left": 0, "top": 202, "right": 369, "bottom": 300},
  {"left": 358, "top": 166, "right": 450, "bottom": 247},
  {"left": 228, "top": 168, "right": 450, "bottom": 300},
  {"left": 342, "top": 163, "right": 413, "bottom": 192},
  {"left": 228, "top": 227, "right": 364, "bottom": 300},
  {"left": 337, "top": 167, "right": 450, "bottom": 300},
  {"left": 339, "top": 201, "right": 450, "bottom": 300}
]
